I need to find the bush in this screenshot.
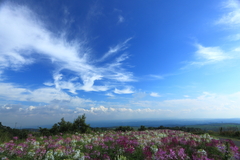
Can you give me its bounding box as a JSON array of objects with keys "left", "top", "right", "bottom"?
[
  {"left": 115, "top": 126, "right": 134, "bottom": 132},
  {"left": 234, "top": 131, "right": 240, "bottom": 137},
  {"left": 39, "top": 114, "right": 91, "bottom": 136},
  {"left": 138, "top": 125, "right": 147, "bottom": 131}
]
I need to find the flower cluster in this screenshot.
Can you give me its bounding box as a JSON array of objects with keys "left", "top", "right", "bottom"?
[{"left": 0, "top": 130, "right": 239, "bottom": 159}]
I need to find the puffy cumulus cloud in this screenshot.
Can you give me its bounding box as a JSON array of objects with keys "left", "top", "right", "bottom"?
[
  {"left": 1, "top": 104, "right": 24, "bottom": 113},
  {"left": 56, "top": 105, "right": 174, "bottom": 120},
  {"left": 1, "top": 91, "right": 240, "bottom": 127},
  {"left": 150, "top": 92, "right": 161, "bottom": 97},
  {"left": 75, "top": 105, "right": 109, "bottom": 114},
  {"left": 28, "top": 106, "right": 36, "bottom": 111},
  {"left": 0, "top": 103, "right": 172, "bottom": 127},
  {"left": 2, "top": 104, "right": 12, "bottom": 110},
  {"left": 0, "top": 2, "right": 134, "bottom": 94}
]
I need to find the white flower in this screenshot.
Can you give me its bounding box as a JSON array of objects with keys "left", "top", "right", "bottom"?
[
  {"left": 197, "top": 149, "right": 207, "bottom": 156},
  {"left": 45, "top": 150, "right": 54, "bottom": 160},
  {"left": 54, "top": 149, "right": 63, "bottom": 157},
  {"left": 16, "top": 145, "right": 23, "bottom": 151},
  {"left": 28, "top": 149, "right": 35, "bottom": 157},
  {"left": 151, "top": 145, "right": 158, "bottom": 153},
  {"left": 115, "top": 155, "right": 127, "bottom": 160},
  {"left": 73, "top": 149, "right": 80, "bottom": 159}
]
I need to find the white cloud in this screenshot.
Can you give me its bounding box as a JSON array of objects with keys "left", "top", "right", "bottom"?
[
  {"left": 106, "top": 92, "right": 114, "bottom": 97},
  {"left": 0, "top": 3, "right": 134, "bottom": 93},
  {"left": 43, "top": 82, "right": 54, "bottom": 86},
  {"left": 186, "top": 43, "right": 231, "bottom": 67},
  {"left": 105, "top": 54, "right": 136, "bottom": 82},
  {"left": 216, "top": 0, "right": 240, "bottom": 27},
  {"left": 148, "top": 74, "right": 164, "bottom": 80},
  {"left": 2, "top": 105, "right": 12, "bottom": 110},
  {"left": 233, "top": 47, "right": 240, "bottom": 52},
  {"left": 98, "top": 38, "right": 132, "bottom": 62},
  {"left": 1, "top": 91, "right": 240, "bottom": 127},
  {"left": 150, "top": 92, "right": 161, "bottom": 97},
  {"left": 228, "top": 33, "right": 240, "bottom": 41},
  {"left": 114, "top": 86, "right": 134, "bottom": 94},
  {"left": 195, "top": 44, "right": 230, "bottom": 62},
  {"left": 0, "top": 83, "right": 91, "bottom": 105},
  {"left": 28, "top": 106, "right": 36, "bottom": 111},
  {"left": 132, "top": 92, "right": 146, "bottom": 100},
  {"left": 118, "top": 15, "right": 124, "bottom": 23}
]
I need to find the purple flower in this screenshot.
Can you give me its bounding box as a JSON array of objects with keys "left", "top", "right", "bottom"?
[{"left": 13, "top": 137, "right": 18, "bottom": 141}]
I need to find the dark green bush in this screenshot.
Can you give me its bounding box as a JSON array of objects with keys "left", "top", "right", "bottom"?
[{"left": 115, "top": 126, "right": 134, "bottom": 132}]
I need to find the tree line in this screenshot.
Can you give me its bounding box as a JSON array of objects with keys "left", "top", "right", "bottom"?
[
  {"left": 0, "top": 122, "right": 31, "bottom": 142},
  {"left": 39, "top": 114, "right": 91, "bottom": 136},
  {"left": 1, "top": 114, "right": 240, "bottom": 143}
]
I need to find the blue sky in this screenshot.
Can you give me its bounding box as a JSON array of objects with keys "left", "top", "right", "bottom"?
[{"left": 1, "top": 0, "right": 240, "bottom": 127}]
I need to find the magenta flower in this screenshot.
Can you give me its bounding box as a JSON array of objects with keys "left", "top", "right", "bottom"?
[{"left": 13, "top": 137, "right": 18, "bottom": 141}]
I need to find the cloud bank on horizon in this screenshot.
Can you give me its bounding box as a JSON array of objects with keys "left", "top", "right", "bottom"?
[{"left": 1, "top": 0, "right": 240, "bottom": 127}]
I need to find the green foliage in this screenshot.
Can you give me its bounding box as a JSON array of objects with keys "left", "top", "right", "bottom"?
[
  {"left": 143, "top": 125, "right": 205, "bottom": 135},
  {"left": 187, "top": 123, "right": 240, "bottom": 132},
  {"left": 219, "top": 126, "right": 240, "bottom": 138},
  {"left": 115, "top": 126, "right": 134, "bottom": 132},
  {"left": 91, "top": 127, "right": 110, "bottom": 132},
  {"left": 39, "top": 127, "right": 51, "bottom": 136},
  {"left": 0, "top": 122, "right": 31, "bottom": 143},
  {"left": 234, "top": 131, "right": 240, "bottom": 137},
  {"left": 39, "top": 114, "right": 91, "bottom": 136},
  {"left": 0, "top": 114, "right": 92, "bottom": 139},
  {"left": 49, "top": 123, "right": 59, "bottom": 135},
  {"left": 72, "top": 114, "right": 91, "bottom": 133},
  {"left": 58, "top": 117, "right": 73, "bottom": 133},
  {"left": 138, "top": 125, "right": 147, "bottom": 131}
]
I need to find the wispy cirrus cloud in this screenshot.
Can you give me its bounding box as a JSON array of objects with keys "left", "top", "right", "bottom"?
[
  {"left": 105, "top": 92, "right": 114, "bottom": 97},
  {"left": 98, "top": 38, "right": 132, "bottom": 62},
  {"left": 148, "top": 74, "right": 164, "bottom": 80},
  {"left": 183, "top": 0, "right": 240, "bottom": 69},
  {"left": 114, "top": 86, "right": 134, "bottom": 94},
  {"left": 216, "top": 0, "right": 240, "bottom": 43},
  {"left": 194, "top": 44, "right": 231, "bottom": 63},
  {"left": 216, "top": 0, "right": 240, "bottom": 27},
  {"left": 0, "top": 2, "right": 134, "bottom": 94},
  {"left": 184, "top": 43, "right": 231, "bottom": 68},
  {"left": 0, "top": 83, "right": 91, "bottom": 105}
]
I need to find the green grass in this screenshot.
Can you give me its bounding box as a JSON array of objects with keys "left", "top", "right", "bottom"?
[
  {"left": 185, "top": 123, "right": 240, "bottom": 132},
  {"left": 0, "top": 131, "right": 10, "bottom": 143}
]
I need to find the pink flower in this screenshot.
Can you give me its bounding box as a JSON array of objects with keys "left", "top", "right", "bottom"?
[{"left": 13, "top": 137, "right": 18, "bottom": 141}]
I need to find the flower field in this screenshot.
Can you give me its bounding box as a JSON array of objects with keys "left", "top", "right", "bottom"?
[{"left": 0, "top": 129, "right": 240, "bottom": 160}]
